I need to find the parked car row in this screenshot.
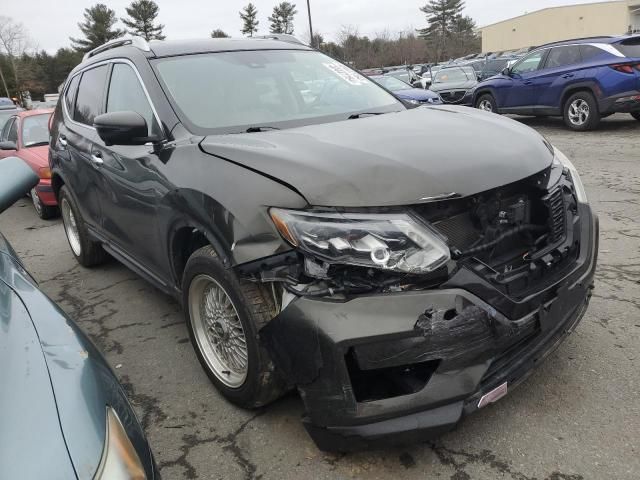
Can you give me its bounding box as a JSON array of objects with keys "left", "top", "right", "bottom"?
[
  {"left": 2, "top": 33, "right": 602, "bottom": 476},
  {"left": 362, "top": 34, "right": 640, "bottom": 131}
]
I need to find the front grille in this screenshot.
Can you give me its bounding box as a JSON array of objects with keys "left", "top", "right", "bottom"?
[
  {"left": 439, "top": 90, "right": 467, "bottom": 103},
  {"left": 544, "top": 187, "right": 566, "bottom": 243}
]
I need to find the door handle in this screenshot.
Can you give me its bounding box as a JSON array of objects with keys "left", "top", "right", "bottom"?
[
  {"left": 59, "top": 135, "right": 67, "bottom": 147},
  {"left": 90, "top": 153, "right": 104, "bottom": 165},
  {"left": 524, "top": 80, "right": 533, "bottom": 85},
  {"left": 562, "top": 73, "right": 574, "bottom": 79}
]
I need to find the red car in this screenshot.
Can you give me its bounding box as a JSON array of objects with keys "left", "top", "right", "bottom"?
[{"left": 0, "top": 109, "right": 57, "bottom": 218}]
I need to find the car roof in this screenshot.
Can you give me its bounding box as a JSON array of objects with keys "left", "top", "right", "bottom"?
[{"left": 537, "top": 34, "right": 640, "bottom": 49}]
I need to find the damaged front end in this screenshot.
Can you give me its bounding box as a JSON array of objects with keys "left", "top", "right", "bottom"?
[{"left": 236, "top": 151, "right": 598, "bottom": 452}]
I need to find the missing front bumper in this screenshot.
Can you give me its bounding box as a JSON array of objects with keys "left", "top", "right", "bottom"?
[{"left": 260, "top": 209, "right": 598, "bottom": 452}]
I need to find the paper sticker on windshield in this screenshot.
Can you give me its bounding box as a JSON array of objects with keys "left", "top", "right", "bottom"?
[{"left": 323, "top": 62, "right": 368, "bottom": 85}]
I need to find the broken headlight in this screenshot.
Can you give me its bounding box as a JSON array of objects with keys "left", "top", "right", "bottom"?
[
  {"left": 554, "top": 147, "right": 587, "bottom": 203},
  {"left": 269, "top": 208, "right": 450, "bottom": 274}
]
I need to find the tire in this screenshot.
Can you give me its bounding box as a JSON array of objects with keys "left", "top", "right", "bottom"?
[
  {"left": 475, "top": 93, "right": 497, "bottom": 113},
  {"left": 563, "top": 91, "right": 600, "bottom": 131},
  {"left": 631, "top": 111, "right": 640, "bottom": 121},
  {"left": 31, "top": 187, "right": 58, "bottom": 220},
  {"left": 182, "top": 245, "right": 287, "bottom": 408},
  {"left": 59, "top": 185, "right": 108, "bottom": 267}
]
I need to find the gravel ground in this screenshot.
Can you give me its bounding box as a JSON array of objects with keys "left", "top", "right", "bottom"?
[{"left": 1, "top": 113, "right": 638, "bottom": 480}]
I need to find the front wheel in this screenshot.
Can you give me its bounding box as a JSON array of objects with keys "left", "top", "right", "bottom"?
[
  {"left": 475, "top": 94, "right": 497, "bottom": 113},
  {"left": 563, "top": 91, "right": 600, "bottom": 131},
  {"left": 59, "top": 186, "right": 108, "bottom": 267},
  {"left": 182, "top": 246, "right": 287, "bottom": 408},
  {"left": 631, "top": 111, "right": 640, "bottom": 121}
]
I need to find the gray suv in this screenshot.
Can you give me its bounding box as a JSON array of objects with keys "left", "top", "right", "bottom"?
[{"left": 49, "top": 36, "right": 598, "bottom": 451}]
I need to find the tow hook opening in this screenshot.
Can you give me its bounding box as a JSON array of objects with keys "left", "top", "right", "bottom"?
[{"left": 345, "top": 348, "right": 440, "bottom": 403}]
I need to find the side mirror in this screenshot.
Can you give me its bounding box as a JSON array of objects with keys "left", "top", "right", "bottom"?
[
  {"left": 93, "top": 111, "right": 157, "bottom": 147},
  {"left": 0, "top": 141, "right": 17, "bottom": 151},
  {"left": 501, "top": 67, "right": 511, "bottom": 76},
  {"left": 0, "top": 157, "right": 39, "bottom": 214}
]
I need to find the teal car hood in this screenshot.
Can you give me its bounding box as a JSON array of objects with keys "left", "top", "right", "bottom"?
[
  {"left": 0, "top": 240, "right": 154, "bottom": 479},
  {"left": 0, "top": 278, "right": 77, "bottom": 480}
]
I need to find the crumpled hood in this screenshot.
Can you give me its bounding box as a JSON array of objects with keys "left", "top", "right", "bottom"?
[{"left": 200, "top": 106, "right": 554, "bottom": 207}]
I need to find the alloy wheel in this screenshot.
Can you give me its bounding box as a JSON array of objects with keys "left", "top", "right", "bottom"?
[
  {"left": 189, "top": 274, "right": 248, "bottom": 388},
  {"left": 61, "top": 198, "right": 82, "bottom": 256},
  {"left": 30, "top": 188, "right": 42, "bottom": 216},
  {"left": 568, "top": 99, "right": 590, "bottom": 126},
  {"left": 478, "top": 99, "right": 494, "bottom": 112}
]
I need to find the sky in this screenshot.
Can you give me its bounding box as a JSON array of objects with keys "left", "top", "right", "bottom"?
[{"left": 1, "top": 0, "right": 620, "bottom": 52}]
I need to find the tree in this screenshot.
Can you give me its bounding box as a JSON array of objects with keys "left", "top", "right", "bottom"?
[
  {"left": 70, "top": 4, "right": 125, "bottom": 52},
  {"left": 211, "top": 29, "right": 230, "bottom": 38},
  {"left": 268, "top": 2, "right": 298, "bottom": 35},
  {"left": 239, "top": 3, "right": 259, "bottom": 37},
  {"left": 121, "top": 0, "right": 165, "bottom": 41},
  {"left": 449, "top": 14, "right": 479, "bottom": 58},
  {"left": 418, "top": 0, "right": 464, "bottom": 62},
  {"left": 0, "top": 16, "right": 31, "bottom": 101}
]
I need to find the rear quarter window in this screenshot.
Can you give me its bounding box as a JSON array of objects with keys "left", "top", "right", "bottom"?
[
  {"left": 616, "top": 38, "right": 640, "bottom": 58},
  {"left": 64, "top": 75, "right": 80, "bottom": 115}
]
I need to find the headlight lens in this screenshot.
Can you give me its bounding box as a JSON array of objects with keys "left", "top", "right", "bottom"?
[
  {"left": 270, "top": 209, "right": 450, "bottom": 274},
  {"left": 554, "top": 147, "right": 587, "bottom": 203},
  {"left": 406, "top": 99, "right": 421, "bottom": 105},
  {"left": 95, "top": 407, "right": 146, "bottom": 480}
]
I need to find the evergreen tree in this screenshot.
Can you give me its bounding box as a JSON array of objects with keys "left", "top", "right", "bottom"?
[
  {"left": 70, "top": 4, "right": 125, "bottom": 52},
  {"left": 417, "top": 0, "right": 464, "bottom": 61},
  {"left": 121, "top": 0, "right": 165, "bottom": 41},
  {"left": 268, "top": 2, "right": 298, "bottom": 35},
  {"left": 211, "top": 29, "right": 230, "bottom": 38},
  {"left": 240, "top": 3, "right": 259, "bottom": 37}
]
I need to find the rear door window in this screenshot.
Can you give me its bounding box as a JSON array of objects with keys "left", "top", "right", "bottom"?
[
  {"left": 545, "top": 46, "right": 582, "bottom": 69},
  {"left": 106, "top": 63, "right": 160, "bottom": 136},
  {"left": 7, "top": 118, "right": 18, "bottom": 144},
  {"left": 74, "top": 65, "right": 109, "bottom": 126},
  {"left": 0, "top": 116, "right": 15, "bottom": 140}
]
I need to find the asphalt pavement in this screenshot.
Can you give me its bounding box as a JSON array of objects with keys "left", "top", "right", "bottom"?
[{"left": 1, "top": 113, "right": 638, "bottom": 480}]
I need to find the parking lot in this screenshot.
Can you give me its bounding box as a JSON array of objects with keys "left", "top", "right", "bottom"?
[{"left": 1, "top": 113, "right": 638, "bottom": 480}]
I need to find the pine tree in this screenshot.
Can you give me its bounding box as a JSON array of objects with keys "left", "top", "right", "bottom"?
[
  {"left": 417, "top": 0, "right": 464, "bottom": 61},
  {"left": 211, "top": 29, "right": 230, "bottom": 38},
  {"left": 70, "top": 4, "right": 125, "bottom": 52},
  {"left": 121, "top": 0, "right": 165, "bottom": 41},
  {"left": 268, "top": 2, "right": 298, "bottom": 35},
  {"left": 239, "top": 3, "right": 259, "bottom": 37}
]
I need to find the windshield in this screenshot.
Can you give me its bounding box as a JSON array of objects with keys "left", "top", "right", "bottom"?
[
  {"left": 434, "top": 68, "right": 470, "bottom": 84},
  {"left": 22, "top": 114, "right": 51, "bottom": 147},
  {"left": 153, "top": 50, "right": 402, "bottom": 134},
  {"left": 371, "top": 76, "right": 412, "bottom": 91}
]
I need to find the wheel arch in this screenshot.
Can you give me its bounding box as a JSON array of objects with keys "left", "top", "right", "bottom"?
[
  {"left": 472, "top": 87, "right": 498, "bottom": 108},
  {"left": 560, "top": 82, "right": 600, "bottom": 113}
]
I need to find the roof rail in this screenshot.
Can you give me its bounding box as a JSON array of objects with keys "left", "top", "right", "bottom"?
[
  {"left": 536, "top": 35, "right": 616, "bottom": 49},
  {"left": 254, "top": 34, "right": 306, "bottom": 46},
  {"left": 83, "top": 36, "right": 151, "bottom": 61}
]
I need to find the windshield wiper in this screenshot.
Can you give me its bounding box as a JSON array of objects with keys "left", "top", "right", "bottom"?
[
  {"left": 245, "top": 126, "right": 281, "bottom": 133},
  {"left": 25, "top": 141, "right": 49, "bottom": 147},
  {"left": 347, "top": 112, "right": 387, "bottom": 119}
]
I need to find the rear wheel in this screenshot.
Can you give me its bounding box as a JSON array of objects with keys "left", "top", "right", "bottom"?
[
  {"left": 30, "top": 188, "right": 58, "bottom": 220},
  {"left": 631, "top": 111, "right": 640, "bottom": 121},
  {"left": 183, "top": 246, "right": 287, "bottom": 408},
  {"left": 59, "top": 186, "right": 108, "bottom": 267},
  {"left": 476, "top": 94, "right": 497, "bottom": 113},
  {"left": 563, "top": 91, "right": 600, "bottom": 131}
]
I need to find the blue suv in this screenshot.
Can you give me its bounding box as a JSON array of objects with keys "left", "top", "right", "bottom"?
[{"left": 472, "top": 35, "right": 640, "bottom": 130}]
